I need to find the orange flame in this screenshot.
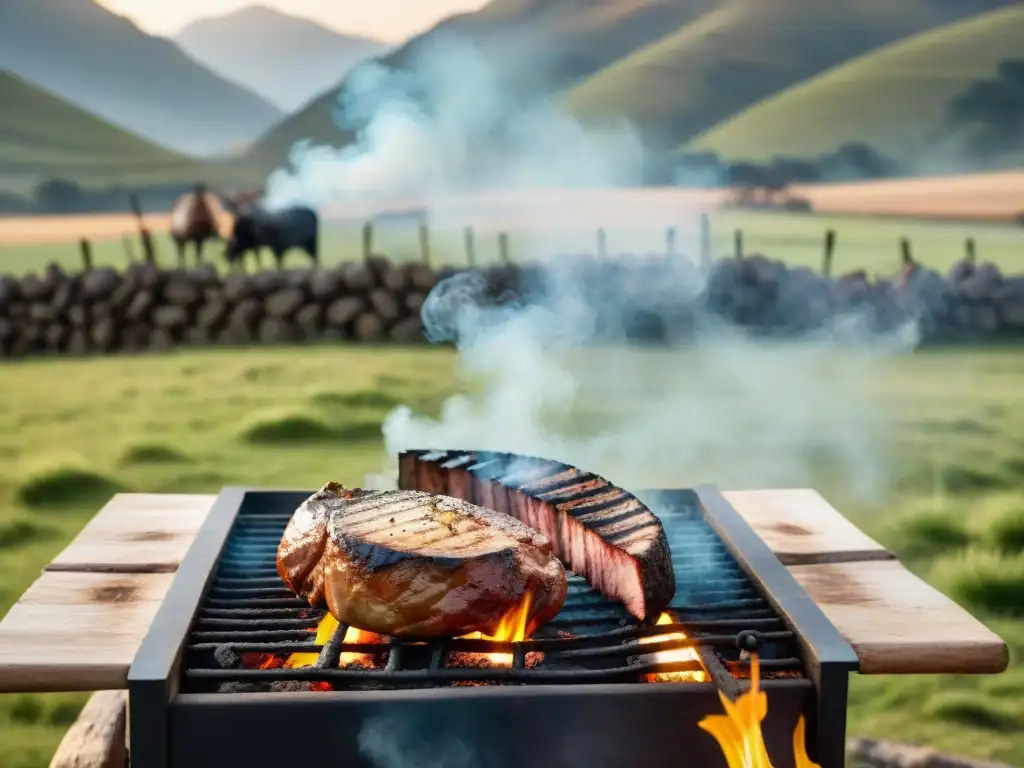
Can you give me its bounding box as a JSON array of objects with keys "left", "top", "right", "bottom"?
[
  {"left": 455, "top": 590, "right": 536, "bottom": 667},
  {"left": 639, "top": 612, "right": 709, "bottom": 683},
  {"left": 285, "top": 614, "right": 384, "bottom": 669},
  {"left": 699, "top": 654, "right": 821, "bottom": 768}
]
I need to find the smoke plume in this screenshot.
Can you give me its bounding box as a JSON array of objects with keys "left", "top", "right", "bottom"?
[
  {"left": 263, "top": 33, "right": 645, "bottom": 211},
  {"left": 371, "top": 261, "right": 917, "bottom": 502},
  {"left": 358, "top": 713, "right": 490, "bottom": 768},
  {"left": 258, "top": 19, "right": 916, "bottom": 502}
]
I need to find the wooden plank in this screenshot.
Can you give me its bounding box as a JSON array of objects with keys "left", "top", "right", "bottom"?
[
  {"left": 723, "top": 488, "right": 895, "bottom": 565},
  {"left": 788, "top": 560, "right": 1009, "bottom": 675},
  {"left": 47, "top": 494, "right": 216, "bottom": 574},
  {"left": 49, "top": 690, "right": 126, "bottom": 768},
  {"left": 0, "top": 571, "right": 175, "bottom": 692}
]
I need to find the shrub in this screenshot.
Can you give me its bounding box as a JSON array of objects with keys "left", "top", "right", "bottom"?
[
  {"left": 16, "top": 460, "right": 126, "bottom": 509},
  {"left": 884, "top": 510, "right": 972, "bottom": 560},
  {"left": 925, "top": 692, "right": 1019, "bottom": 731},
  {"left": 986, "top": 506, "right": 1024, "bottom": 554},
  {"left": 0, "top": 520, "right": 54, "bottom": 549},
  {"left": 237, "top": 410, "right": 334, "bottom": 445},
  {"left": 118, "top": 443, "right": 190, "bottom": 466},
  {"left": 930, "top": 549, "right": 1024, "bottom": 617}
]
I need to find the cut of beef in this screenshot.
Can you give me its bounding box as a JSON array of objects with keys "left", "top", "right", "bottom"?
[
  {"left": 399, "top": 452, "right": 675, "bottom": 621},
  {"left": 276, "top": 482, "right": 567, "bottom": 638}
]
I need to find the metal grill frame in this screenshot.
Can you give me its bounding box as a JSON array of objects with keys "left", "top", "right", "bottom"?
[{"left": 128, "top": 485, "right": 858, "bottom": 768}]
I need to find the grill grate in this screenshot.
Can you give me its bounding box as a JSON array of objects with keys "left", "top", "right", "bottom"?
[{"left": 181, "top": 490, "right": 807, "bottom": 693}]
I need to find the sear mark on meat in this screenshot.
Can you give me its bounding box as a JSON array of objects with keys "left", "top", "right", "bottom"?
[
  {"left": 276, "top": 482, "right": 568, "bottom": 639},
  {"left": 398, "top": 451, "right": 675, "bottom": 621}
]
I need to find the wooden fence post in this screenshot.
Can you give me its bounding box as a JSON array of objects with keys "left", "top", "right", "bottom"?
[
  {"left": 418, "top": 223, "right": 430, "bottom": 267},
  {"left": 899, "top": 237, "right": 913, "bottom": 268},
  {"left": 733, "top": 228, "right": 744, "bottom": 260},
  {"left": 122, "top": 236, "right": 136, "bottom": 263},
  {"left": 498, "top": 232, "right": 510, "bottom": 266},
  {"left": 464, "top": 226, "right": 476, "bottom": 268},
  {"left": 665, "top": 227, "right": 676, "bottom": 257},
  {"left": 129, "top": 193, "right": 155, "bottom": 265},
  {"left": 822, "top": 228, "right": 836, "bottom": 277},
  {"left": 965, "top": 237, "right": 976, "bottom": 263},
  {"left": 700, "top": 213, "right": 711, "bottom": 269},
  {"left": 596, "top": 228, "right": 607, "bottom": 259},
  {"left": 79, "top": 238, "right": 93, "bottom": 271},
  {"left": 362, "top": 222, "right": 373, "bottom": 261}
]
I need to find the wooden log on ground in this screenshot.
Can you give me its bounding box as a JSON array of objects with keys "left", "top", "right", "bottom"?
[
  {"left": 847, "top": 738, "right": 1013, "bottom": 768},
  {"left": 49, "top": 690, "right": 126, "bottom": 768}
]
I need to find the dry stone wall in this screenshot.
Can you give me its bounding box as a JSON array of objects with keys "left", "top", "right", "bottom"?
[{"left": 0, "top": 252, "right": 1022, "bottom": 359}]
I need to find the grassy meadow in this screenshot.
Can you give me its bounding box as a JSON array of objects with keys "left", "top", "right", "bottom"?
[
  {"left": 689, "top": 4, "right": 1024, "bottom": 163},
  {"left": 2, "top": 210, "right": 1022, "bottom": 281},
  {"left": 0, "top": 344, "right": 1022, "bottom": 765}
]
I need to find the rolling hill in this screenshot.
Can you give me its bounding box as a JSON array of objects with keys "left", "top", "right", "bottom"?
[
  {"left": 0, "top": 70, "right": 266, "bottom": 201},
  {"left": 0, "top": 70, "right": 188, "bottom": 178},
  {"left": 243, "top": 0, "right": 721, "bottom": 168},
  {"left": 0, "top": 0, "right": 283, "bottom": 157},
  {"left": 687, "top": 5, "right": 1024, "bottom": 165},
  {"left": 175, "top": 5, "right": 390, "bottom": 113},
  {"left": 563, "top": 0, "right": 1019, "bottom": 152}
]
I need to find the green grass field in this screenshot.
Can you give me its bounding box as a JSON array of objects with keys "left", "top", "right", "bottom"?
[
  {"left": 2, "top": 210, "right": 1021, "bottom": 280},
  {"left": 689, "top": 5, "right": 1024, "bottom": 163},
  {"left": 0, "top": 344, "right": 1023, "bottom": 766}
]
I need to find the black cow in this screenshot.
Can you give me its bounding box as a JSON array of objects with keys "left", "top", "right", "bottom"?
[{"left": 223, "top": 204, "right": 319, "bottom": 271}]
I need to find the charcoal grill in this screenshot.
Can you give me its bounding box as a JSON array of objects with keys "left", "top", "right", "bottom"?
[{"left": 128, "top": 483, "right": 858, "bottom": 768}]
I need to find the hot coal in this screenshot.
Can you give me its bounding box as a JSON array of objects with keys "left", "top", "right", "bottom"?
[{"left": 213, "top": 644, "right": 241, "bottom": 670}]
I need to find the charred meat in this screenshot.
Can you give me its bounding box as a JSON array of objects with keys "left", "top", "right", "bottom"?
[
  {"left": 276, "top": 482, "right": 567, "bottom": 638},
  {"left": 399, "top": 451, "right": 675, "bottom": 621}
]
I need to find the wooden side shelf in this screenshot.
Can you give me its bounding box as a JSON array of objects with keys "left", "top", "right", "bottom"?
[
  {"left": 724, "top": 488, "right": 1009, "bottom": 675},
  {"left": 0, "top": 488, "right": 1010, "bottom": 696}
]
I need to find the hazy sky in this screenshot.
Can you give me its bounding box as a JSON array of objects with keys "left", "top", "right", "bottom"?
[{"left": 96, "top": 0, "right": 490, "bottom": 42}]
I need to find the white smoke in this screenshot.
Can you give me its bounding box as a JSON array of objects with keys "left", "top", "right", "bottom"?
[
  {"left": 367, "top": 262, "right": 916, "bottom": 501},
  {"left": 358, "top": 713, "right": 494, "bottom": 768},
  {"left": 263, "top": 34, "right": 645, "bottom": 212},
  {"left": 258, "top": 19, "right": 916, "bottom": 501}
]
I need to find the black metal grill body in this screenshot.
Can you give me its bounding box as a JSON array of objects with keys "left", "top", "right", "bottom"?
[{"left": 128, "top": 485, "right": 858, "bottom": 768}]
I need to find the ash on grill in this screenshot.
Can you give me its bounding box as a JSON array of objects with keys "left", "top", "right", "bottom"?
[{"left": 182, "top": 452, "right": 806, "bottom": 696}]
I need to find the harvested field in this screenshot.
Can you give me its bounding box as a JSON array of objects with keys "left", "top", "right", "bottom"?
[{"left": 1, "top": 173, "right": 1021, "bottom": 248}]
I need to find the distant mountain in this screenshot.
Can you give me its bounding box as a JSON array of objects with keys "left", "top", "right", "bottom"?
[
  {"left": 175, "top": 5, "right": 390, "bottom": 113},
  {"left": 244, "top": 0, "right": 720, "bottom": 167},
  {"left": 0, "top": 0, "right": 284, "bottom": 157}
]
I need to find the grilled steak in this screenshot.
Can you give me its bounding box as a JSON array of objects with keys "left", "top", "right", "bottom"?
[
  {"left": 399, "top": 451, "right": 675, "bottom": 621},
  {"left": 277, "top": 482, "right": 567, "bottom": 638}
]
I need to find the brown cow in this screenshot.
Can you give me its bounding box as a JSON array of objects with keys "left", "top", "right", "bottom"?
[{"left": 169, "top": 184, "right": 222, "bottom": 266}]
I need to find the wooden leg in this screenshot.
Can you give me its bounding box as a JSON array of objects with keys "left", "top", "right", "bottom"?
[{"left": 49, "top": 690, "right": 127, "bottom": 768}]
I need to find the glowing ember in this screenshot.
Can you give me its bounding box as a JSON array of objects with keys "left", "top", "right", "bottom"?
[
  {"left": 639, "top": 612, "right": 709, "bottom": 683},
  {"left": 453, "top": 590, "right": 536, "bottom": 667},
  {"left": 699, "top": 654, "right": 821, "bottom": 768},
  {"left": 284, "top": 614, "right": 385, "bottom": 669}
]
